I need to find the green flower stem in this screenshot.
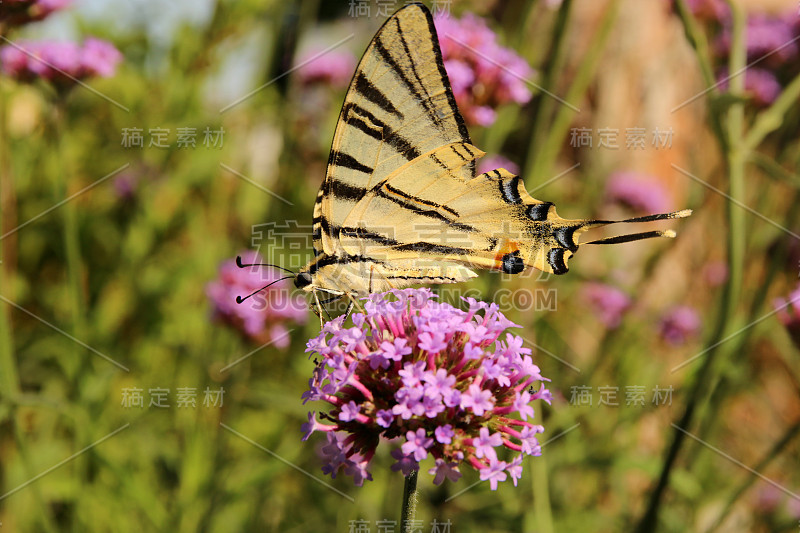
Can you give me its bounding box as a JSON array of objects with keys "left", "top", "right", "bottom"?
[
  {"left": 673, "top": 0, "right": 716, "bottom": 88},
  {"left": 635, "top": 3, "right": 748, "bottom": 531},
  {"left": 524, "top": 0, "right": 619, "bottom": 183},
  {"left": 526, "top": 0, "right": 573, "bottom": 176},
  {"left": 400, "top": 470, "right": 419, "bottom": 533},
  {"left": 49, "top": 101, "right": 86, "bottom": 381},
  {"left": 530, "top": 450, "right": 554, "bottom": 533},
  {"left": 704, "top": 420, "right": 800, "bottom": 533},
  {"left": 744, "top": 70, "right": 800, "bottom": 152},
  {"left": 0, "top": 85, "right": 59, "bottom": 533}
]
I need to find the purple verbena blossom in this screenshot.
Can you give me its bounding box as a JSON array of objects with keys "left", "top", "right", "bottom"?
[
  {"left": 0, "top": 38, "right": 122, "bottom": 86},
  {"left": 477, "top": 155, "right": 520, "bottom": 176},
  {"left": 434, "top": 13, "right": 534, "bottom": 126},
  {"left": 302, "top": 288, "right": 549, "bottom": 489},
  {"left": 206, "top": 250, "right": 307, "bottom": 347},
  {"left": 581, "top": 282, "right": 632, "bottom": 329},
  {"left": 716, "top": 14, "right": 798, "bottom": 67},
  {"left": 294, "top": 47, "right": 356, "bottom": 88},
  {"left": 658, "top": 305, "right": 701, "bottom": 345},
  {"left": 606, "top": 171, "right": 672, "bottom": 214},
  {"left": 716, "top": 67, "right": 782, "bottom": 106}
]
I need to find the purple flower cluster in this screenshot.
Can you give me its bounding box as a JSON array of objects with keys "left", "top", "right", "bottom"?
[
  {"left": 434, "top": 13, "right": 534, "bottom": 126},
  {"left": 294, "top": 48, "right": 356, "bottom": 88},
  {"left": 673, "top": 1, "right": 800, "bottom": 107},
  {"left": 606, "top": 171, "right": 672, "bottom": 214},
  {"left": 658, "top": 305, "right": 701, "bottom": 345},
  {"left": 206, "top": 251, "right": 307, "bottom": 348},
  {"left": 581, "top": 283, "right": 632, "bottom": 329},
  {"left": 0, "top": 38, "right": 123, "bottom": 86},
  {"left": 302, "top": 288, "right": 550, "bottom": 489},
  {"left": 0, "top": 0, "right": 70, "bottom": 27},
  {"left": 477, "top": 154, "right": 520, "bottom": 176},
  {"left": 774, "top": 284, "right": 800, "bottom": 349}
]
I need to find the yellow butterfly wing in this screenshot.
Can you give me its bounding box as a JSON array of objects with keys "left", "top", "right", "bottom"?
[{"left": 312, "top": 2, "right": 471, "bottom": 258}]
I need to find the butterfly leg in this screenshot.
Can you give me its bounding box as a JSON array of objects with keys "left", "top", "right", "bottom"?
[
  {"left": 312, "top": 290, "right": 325, "bottom": 328},
  {"left": 343, "top": 299, "right": 355, "bottom": 321}
]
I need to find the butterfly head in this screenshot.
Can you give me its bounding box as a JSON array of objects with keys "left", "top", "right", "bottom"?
[
  {"left": 294, "top": 272, "right": 313, "bottom": 289},
  {"left": 527, "top": 209, "right": 692, "bottom": 275}
]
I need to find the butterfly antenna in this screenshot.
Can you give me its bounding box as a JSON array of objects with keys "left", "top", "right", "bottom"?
[
  {"left": 584, "top": 230, "right": 676, "bottom": 245},
  {"left": 236, "top": 255, "right": 296, "bottom": 275},
  {"left": 235, "top": 276, "right": 294, "bottom": 304},
  {"left": 581, "top": 209, "right": 691, "bottom": 245}
]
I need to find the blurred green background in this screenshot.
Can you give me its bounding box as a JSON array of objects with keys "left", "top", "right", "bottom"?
[{"left": 1, "top": 0, "right": 799, "bottom": 531}]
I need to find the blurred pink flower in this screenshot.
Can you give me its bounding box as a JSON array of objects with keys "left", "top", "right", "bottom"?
[
  {"left": 702, "top": 260, "right": 728, "bottom": 287},
  {"left": 754, "top": 485, "right": 782, "bottom": 513},
  {"left": 435, "top": 13, "right": 534, "bottom": 126},
  {"left": 477, "top": 154, "right": 520, "bottom": 176},
  {"left": 606, "top": 171, "right": 672, "bottom": 214},
  {"left": 0, "top": 38, "right": 123, "bottom": 86},
  {"left": 294, "top": 48, "right": 356, "bottom": 88},
  {"left": 716, "top": 67, "right": 782, "bottom": 106},
  {"left": 774, "top": 284, "right": 800, "bottom": 349},
  {"left": 206, "top": 251, "right": 307, "bottom": 348},
  {"left": 113, "top": 171, "right": 139, "bottom": 200},
  {"left": 581, "top": 283, "right": 632, "bottom": 329},
  {"left": 0, "top": 0, "right": 70, "bottom": 27},
  {"left": 658, "top": 306, "right": 701, "bottom": 345},
  {"left": 716, "top": 14, "right": 798, "bottom": 67},
  {"left": 786, "top": 495, "right": 800, "bottom": 519}
]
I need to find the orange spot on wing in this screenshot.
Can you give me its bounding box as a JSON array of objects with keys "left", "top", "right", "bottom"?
[{"left": 493, "top": 240, "right": 520, "bottom": 269}]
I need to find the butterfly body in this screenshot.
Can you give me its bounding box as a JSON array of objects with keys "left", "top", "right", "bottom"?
[{"left": 295, "top": 3, "right": 690, "bottom": 313}]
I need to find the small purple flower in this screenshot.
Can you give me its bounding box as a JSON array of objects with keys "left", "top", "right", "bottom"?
[
  {"left": 606, "top": 171, "right": 672, "bottom": 214},
  {"left": 460, "top": 383, "right": 495, "bottom": 416},
  {"left": 658, "top": 306, "right": 701, "bottom": 345},
  {"left": 0, "top": 38, "right": 122, "bottom": 86},
  {"left": 716, "top": 14, "right": 798, "bottom": 67},
  {"left": 716, "top": 67, "right": 782, "bottom": 106},
  {"left": 402, "top": 428, "right": 434, "bottom": 461},
  {"left": 472, "top": 427, "right": 502, "bottom": 462},
  {"left": 81, "top": 37, "right": 124, "bottom": 78},
  {"left": 434, "top": 13, "right": 534, "bottom": 126},
  {"left": 294, "top": 47, "right": 356, "bottom": 88},
  {"left": 339, "top": 401, "right": 361, "bottom": 422},
  {"left": 206, "top": 250, "right": 307, "bottom": 347},
  {"left": 435, "top": 424, "right": 454, "bottom": 444},
  {"left": 774, "top": 284, "right": 800, "bottom": 349},
  {"left": 302, "top": 288, "right": 550, "bottom": 489},
  {"left": 786, "top": 495, "right": 800, "bottom": 519},
  {"left": 754, "top": 485, "right": 782, "bottom": 513},
  {"left": 428, "top": 458, "right": 462, "bottom": 485},
  {"left": 390, "top": 448, "right": 420, "bottom": 476},
  {"left": 477, "top": 155, "right": 520, "bottom": 176},
  {"left": 479, "top": 460, "right": 508, "bottom": 491},
  {"left": 703, "top": 260, "right": 728, "bottom": 287},
  {"left": 581, "top": 282, "right": 632, "bottom": 329}
]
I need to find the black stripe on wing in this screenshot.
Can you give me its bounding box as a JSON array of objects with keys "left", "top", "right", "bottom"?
[
  {"left": 354, "top": 71, "right": 403, "bottom": 118},
  {"left": 343, "top": 103, "right": 421, "bottom": 160}
]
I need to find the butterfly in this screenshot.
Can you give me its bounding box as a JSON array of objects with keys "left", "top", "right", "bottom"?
[{"left": 240, "top": 3, "right": 690, "bottom": 320}]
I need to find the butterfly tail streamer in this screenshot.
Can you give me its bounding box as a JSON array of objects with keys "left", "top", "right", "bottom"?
[{"left": 577, "top": 209, "right": 692, "bottom": 245}]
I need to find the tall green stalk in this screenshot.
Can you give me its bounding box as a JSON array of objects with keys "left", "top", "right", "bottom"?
[
  {"left": 634, "top": 3, "right": 747, "bottom": 530},
  {"left": 0, "top": 77, "right": 59, "bottom": 533},
  {"left": 48, "top": 100, "right": 87, "bottom": 382},
  {"left": 400, "top": 470, "right": 419, "bottom": 533}
]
